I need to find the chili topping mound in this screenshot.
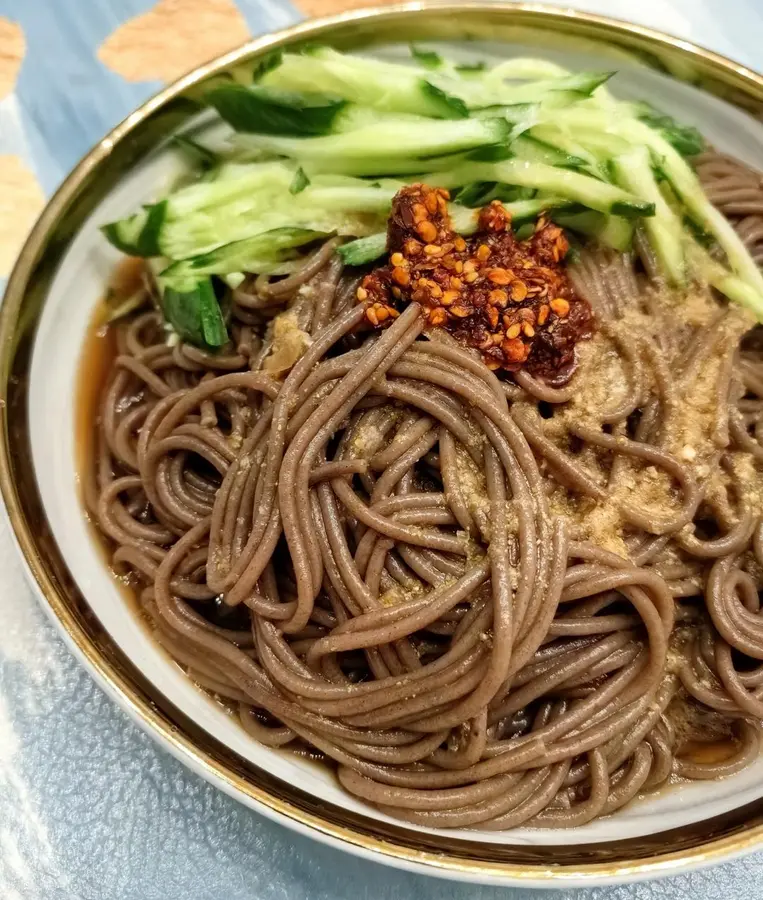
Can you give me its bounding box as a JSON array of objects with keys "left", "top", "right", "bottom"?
[{"left": 357, "top": 183, "right": 594, "bottom": 382}]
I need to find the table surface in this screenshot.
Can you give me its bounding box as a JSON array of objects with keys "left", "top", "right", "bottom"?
[{"left": 2, "top": 1, "right": 763, "bottom": 897}]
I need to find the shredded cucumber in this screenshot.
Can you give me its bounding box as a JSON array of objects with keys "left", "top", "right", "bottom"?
[
  {"left": 161, "top": 227, "right": 326, "bottom": 292},
  {"left": 511, "top": 134, "right": 587, "bottom": 169},
  {"left": 261, "top": 47, "right": 468, "bottom": 118},
  {"left": 554, "top": 210, "right": 634, "bottom": 252},
  {"left": 483, "top": 58, "right": 571, "bottom": 82},
  {"left": 611, "top": 146, "right": 686, "bottom": 284},
  {"left": 234, "top": 117, "right": 510, "bottom": 172},
  {"left": 337, "top": 233, "right": 387, "bottom": 266},
  {"left": 424, "top": 160, "right": 655, "bottom": 218},
  {"left": 437, "top": 70, "right": 615, "bottom": 110}
]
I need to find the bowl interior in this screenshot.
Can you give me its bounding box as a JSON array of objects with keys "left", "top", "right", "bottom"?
[{"left": 24, "top": 26, "right": 763, "bottom": 854}]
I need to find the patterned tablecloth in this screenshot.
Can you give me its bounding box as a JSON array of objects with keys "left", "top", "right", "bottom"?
[{"left": 2, "top": 1, "right": 763, "bottom": 897}]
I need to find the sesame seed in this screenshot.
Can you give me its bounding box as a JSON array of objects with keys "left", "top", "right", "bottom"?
[
  {"left": 450, "top": 277, "right": 463, "bottom": 290},
  {"left": 510, "top": 281, "right": 528, "bottom": 302},
  {"left": 503, "top": 337, "right": 527, "bottom": 361},
  {"left": 366, "top": 307, "right": 378, "bottom": 326},
  {"left": 413, "top": 203, "right": 428, "bottom": 223},
  {"left": 488, "top": 289, "right": 508, "bottom": 308},
  {"left": 450, "top": 305, "right": 470, "bottom": 318},
  {"left": 465, "top": 271, "right": 479, "bottom": 283},
  {"left": 487, "top": 268, "right": 511, "bottom": 286},
  {"left": 476, "top": 244, "right": 491, "bottom": 261},
  {"left": 424, "top": 243, "right": 442, "bottom": 256},
  {"left": 537, "top": 304, "right": 550, "bottom": 325},
  {"left": 391, "top": 266, "right": 410, "bottom": 286},
  {"left": 356, "top": 287, "right": 368, "bottom": 301},
  {"left": 523, "top": 323, "right": 535, "bottom": 338},
  {"left": 417, "top": 221, "right": 438, "bottom": 243},
  {"left": 428, "top": 308, "right": 447, "bottom": 326},
  {"left": 454, "top": 236, "right": 467, "bottom": 252},
  {"left": 550, "top": 297, "right": 570, "bottom": 317},
  {"left": 441, "top": 290, "right": 459, "bottom": 306},
  {"left": 425, "top": 192, "right": 439, "bottom": 214},
  {"left": 390, "top": 252, "right": 404, "bottom": 267},
  {"left": 506, "top": 323, "right": 521, "bottom": 339}
]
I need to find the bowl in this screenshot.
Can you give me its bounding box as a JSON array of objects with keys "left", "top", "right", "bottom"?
[{"left": 5, "top": 2, "right": 763, "bottom": 888}]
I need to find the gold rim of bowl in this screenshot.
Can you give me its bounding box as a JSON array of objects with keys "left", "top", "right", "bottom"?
[{"left": 4, "top": 2, "right": 763, "bottom": 885}]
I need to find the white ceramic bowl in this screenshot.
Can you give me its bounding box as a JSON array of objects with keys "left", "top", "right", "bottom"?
[{"left": 8, "top": 4, "right": 763, "bottom": 888}]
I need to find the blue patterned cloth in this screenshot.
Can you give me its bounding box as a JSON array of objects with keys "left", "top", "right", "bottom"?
[{"left": 2, "top": 1, "right": 763, "bottom": 897}]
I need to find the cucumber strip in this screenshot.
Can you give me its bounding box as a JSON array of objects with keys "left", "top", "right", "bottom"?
[
  {"left": 449, "top": 204, "right": 480, "bottom": 234},
  {"left": 511, "top": 134, "right": 587, "bottom": 169},
  {"left": 472, "top": 102, "right": 536, "bottom": 124},
  {"left": 261, "top": 48, "right": 467, "bottom": 118},
  {"left": 524, "top": 124, "right": 607, "bottom": 178},
  {"left": 102, "top": 214, "right": 146, "bottom": 255},
  {"left": 505, "top": 196, "right": 577, "bottom": 225},
  {"left": 102, "top": 200, "right": 167, "bottom": 257},
  {"left": 103, "top": 162, "right": 398, "bottom": 260},
  {"left": 473, "top": 93, "right": 594, "bottom": 137},
  {"left": 554, "top": 210, "right": 634, "bottom": 252},
  {"left": 239, "top": 117, "right": 510, "bottom": 171},
  {"left": 621, "top": 102, "right": 706, "bottom": 157},
  {"left": 422, "top": 160, "right": 655, "bottom": 217},
  {"left": 560, "top": 126, "right": 631, "bottom": 160},
  {"left": 205, "top": 84, "right": 348, "bottom": 136},
  {"left": 170, "top": 135, "right": 220, "bottom": 169},
  {"left": 337, "top": 233, "right": 387, "bottom": 265},
  {"left": 331, "top": 106, "right": 431, "bottom": 133},
  {"left": 483, "top": 58, "right": 571, "bottom": 82},
  {"left": 690, "top": 243, "right": 763, "bottom": 320},
  {"left": 440, "top": 70, "right": 615, "bottom": 109},
  {"left": 596, "top": 215, "right": 635, "bottom": 253},
  {"left": 623, "top": 119, "right": 763, "bottom": 294},
  {"left": 161, "top": 279, "right": 228, "bottom": 349},
  {"left": 163, "top": 161, "right": 293, "bottom": 218},
  {"left": 611, "top": 146, "right": 685, "bottom": 284},
  {"left": 163, "top": 193, "right": 383, "bottom": 261},
  {"left": 161, "top": 227, "right": 327, "bottom": 291},
  {"left": 707, "top": 270, "right": 763, "bottom": 319}
]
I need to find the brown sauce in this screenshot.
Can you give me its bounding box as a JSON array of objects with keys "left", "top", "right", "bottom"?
[
  {"left": 75, "top": 309, "right": 116, "bottom": 497},
  {"left": 678, "top": 739, "right": 739, "bottom": 766}
]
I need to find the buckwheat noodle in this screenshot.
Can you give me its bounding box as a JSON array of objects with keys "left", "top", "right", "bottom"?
[{"left": 85, "top": 151, "right": 763, "bottom": 830}]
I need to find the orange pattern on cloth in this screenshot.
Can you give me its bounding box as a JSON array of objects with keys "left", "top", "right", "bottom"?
[
  {"left": 294, "top": 0, "right": 399, "bottom": 15},
  {"left": 98, "top": 0, "right": 250, "bottom": 83},
  {"left": 0, "top": 155, "right": 44, "bottom": 276},
  {"left": 0, "top": 18, "right": 25, "bottom": 101}
]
